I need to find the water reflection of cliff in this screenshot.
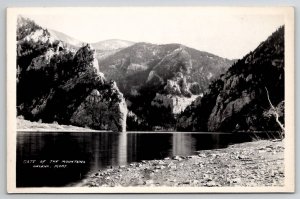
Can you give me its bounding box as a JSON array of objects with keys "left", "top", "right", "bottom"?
[
  {"left": 91, "top": 133, "right": 129, "bottom": 171},
  {"left": 126, "top": 133, "right": 197, "bottom": 161},
  {"left": 117, "top": 133, "right": 128, "bottom": 166},
  {"left": 127, "top": 133, "right": 138, "bottom": 163},
  {"left": 211, "top": 133, "right": 220, "bottom": 148},
  {"left": 171, "top": 133, "right": 195, "bottom": 156},
  {"left": 91, "top": 133, "right": 119, "bottom": 171}
]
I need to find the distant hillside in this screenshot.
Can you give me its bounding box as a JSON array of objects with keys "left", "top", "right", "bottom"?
[
  {"left": 98, "top": 42, "right": 233, "bottom": 96},
  {"left": 91, "top": 39, "right": 135, "bottom": 51},
  {"left": 96, "top": 42, "right": 233, "bottom": 130},
  {"left": 177, "top": 26, "right": 285, "bottom": 132},
  {"left": 91, "top": 39, "right": 135, "bottom": 60},
  {"left": 48, "top": 29, "right": 83, "bottom": 48}
]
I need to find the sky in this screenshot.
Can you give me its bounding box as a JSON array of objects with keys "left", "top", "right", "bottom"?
[{"left": 23, "top": 7, "right": 285, "bottom": 59}]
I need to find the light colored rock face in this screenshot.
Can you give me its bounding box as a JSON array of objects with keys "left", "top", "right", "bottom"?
[
  {"left": 147, "top": 71, "right": 158, "bottom": 82},
  {"left": 24, "top": 29, "right": 55, "bottom": 44},
  {"left": 27, "top": 49, "right": 56, "bottom": 71},
  {"left": 175, "top": 95, "right": 203, "bottom": 130},
  {"left": 127, "top": 63, "right": 148, "bottom": 72},
  {"left": 151, "top": 93, "right": 199, "bottom": 115}
]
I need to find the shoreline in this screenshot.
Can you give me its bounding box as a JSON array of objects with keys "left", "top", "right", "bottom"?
[
  {"left": 17, "top": 118, "right": 105, "bottom": 132},
  {"left": 78, "top": 139, "right": 284, "bottom": 187},
  {"left": 17, "top": 129, "right": 109, "bottom": 133},
  {"left": 16, "top": 118, "right": 281, "bottom": 134}
]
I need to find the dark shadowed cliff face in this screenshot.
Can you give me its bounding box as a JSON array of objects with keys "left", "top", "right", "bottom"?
[
  {"left": 16, "top": 17, "right": 127, "bottom": 132},
  {"left": 177, "top": 26, "right": 285, "bottom": 132}
]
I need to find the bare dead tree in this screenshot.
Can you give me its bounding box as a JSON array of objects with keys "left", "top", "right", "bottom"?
[{"left": 265, "top": 87, "right": 285, "bottom": 139}]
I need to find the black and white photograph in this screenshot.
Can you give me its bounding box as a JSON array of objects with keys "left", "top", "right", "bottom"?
[{"left": 7, "top": 7, "right": 294, "bottom": 193}]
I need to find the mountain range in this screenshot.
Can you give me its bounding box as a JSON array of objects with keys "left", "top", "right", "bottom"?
[
  {"left": 92, "top": 39, "right": 135, "bottom": 51},
  {"left": 49, "top": 29, "right": 135, "bottom": 52},
  {"left": 48, "top": 28, "right": 136, "bottom": 61},
  {"left": 48, "top": 29, "right": 83, "bottom": 48},
  {"left": 42, "top": 19, "right": 234, "bottom": 130},
  {"left": 16, "top": 16, "right": 284, "bottom": 133}
]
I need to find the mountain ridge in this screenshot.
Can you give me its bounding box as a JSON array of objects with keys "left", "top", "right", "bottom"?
[
  {"left": 48, "top": 29, "right": 83, "bottom": 48},
  {"left": 91, "top": 39, "right": 135, "bottom": 51},
  {"left": 98, "top": 42, "right": 233, "bottom": 94}
]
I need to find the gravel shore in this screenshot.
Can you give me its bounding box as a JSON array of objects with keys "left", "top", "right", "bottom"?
[
  {"left": 78, "top": 139, "right": 284, "bottom": 187},
  {"left": 17, "top": 118, "right": 101, "bottom": 132}
]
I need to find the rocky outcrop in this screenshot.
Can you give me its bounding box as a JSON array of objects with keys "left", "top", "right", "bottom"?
[
  {"left": 26, "top": 49, "right": 56, "bottom": 71},
  {"left": 23, "top": 29, "right": 55, "bottom": 44},
  {"left": 16, "top": 16, "right": 127, "bottom": 132},
  {"left": 164, "top": 79, "right": 182, "bottom": 96},
  {"left": 178, "top": 26, "right": 285, "bottom": 132},
  {"left": 176, "top": 96, "right": 203, "bottom": 131},
  {"left": 207, "top": 90, "right": 256, "bottom": 131},
  {"left": 70, "top": 85, "right": 127, "bottom": 132},
  {"left": 151, "top": 93, "right": 199, "bottom": 115}
]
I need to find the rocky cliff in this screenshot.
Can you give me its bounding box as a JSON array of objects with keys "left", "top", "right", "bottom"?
[
  {"left": 151, "top": 94, "right": 199, "bottom": 115},
  {"left": 16, "top": 16, "right": 127, "bottom": 132},
  {"left": 177, "top": 26, "right": 285, "bottom": 132}
]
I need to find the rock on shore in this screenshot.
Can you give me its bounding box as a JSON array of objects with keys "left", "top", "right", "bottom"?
[{"left": 79, "top": 140, "right": 284, "bottom": 187}]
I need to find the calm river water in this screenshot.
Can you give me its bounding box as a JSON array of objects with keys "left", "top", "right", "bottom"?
[{"left": 17, "top": 131, "right": 271, "bottom": 187}]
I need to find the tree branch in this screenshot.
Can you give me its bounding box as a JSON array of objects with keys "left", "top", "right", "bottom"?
[
  {"left": 265, "top": 86, "right": 275, "bottom": 110},
  {"left": 265, "top": 87, "right": 285, "bottom": 137}
]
